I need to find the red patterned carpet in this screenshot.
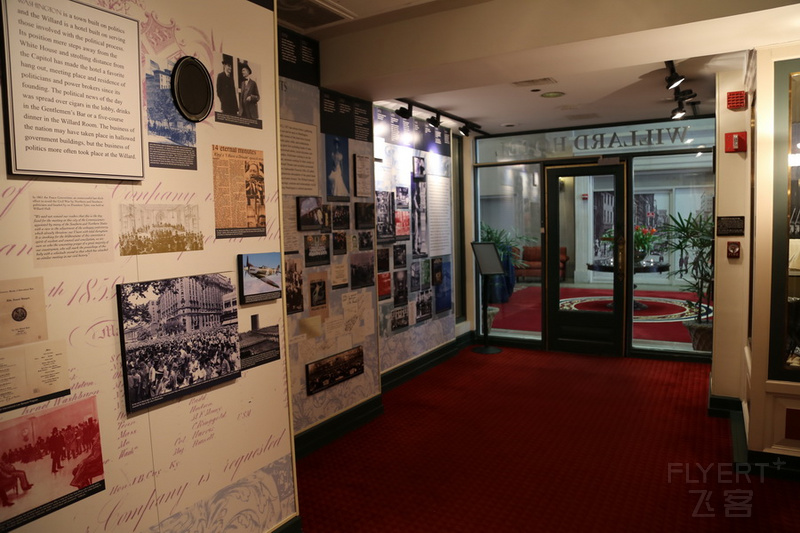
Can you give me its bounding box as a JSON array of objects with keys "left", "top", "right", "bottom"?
[
  {"left": 491, "top": 286, "right": 710, "bottom": 343},
  {"left": 296, "top": 346, "right": 800, "bottom": 532}
]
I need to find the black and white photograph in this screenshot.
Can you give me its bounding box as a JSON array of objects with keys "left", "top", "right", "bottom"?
[
  {"left": 116, "top": 273, "right": 241, "bottom": 413},
  {"left": 412, "top": 178, "right": 429, "bottom": 258},
  {"left": 412, "top": 155, "right": 426, "bottom": 179},
  {"left": 326, "top": 135, "right": 350, "bottom": 201},
  {"left": 304, "top": 234, "right": 331, "bottom": 267},
  {"left": 376, "top": 248, "right": 391, "bottom": 273},
  {"left": 391, "top": 306, "right": 409, "bottom": 331},
  {"left": 296, "top": 196, "right": 323, "bottom": 231},
  {"left": 435, "top": 260, "right": 452, "bottom": 313},
  {"left": 320, "top": 204, "right": 332, "bottom": 233},
  {"left": 310, "top": 278, "right": 327, "bottom": 310},
  {"left": 0, "top": 398, "right": 103, "bottom": 531},
  {"left": 332, "top": 204, "right": 350, "bottom": 230},
  {"left": 416, "top": 288, "right": 433, "bottom": 322},
  {"left": 146, "top": 59, "right": 197, "bottom": 170},
  {"left": 285, "top": 257, "right": 304, "bottom": 314},
  {"left": 358, "top": 231, "right": 374, "bottom": 251},
  {"left": 238, "top": 253, "right": 282, "bottom": 304},
  {"left": 393, "top": 270, "right": 408, "bottom": 307},
  {"left": 393, "top": 244, "right": 407, "bottom": 269},
  {"left": 333, "top": 231, "right": 348, "bottom": 255},
  {"left": 396, "top": 186, "right": 409, "bottom": 209},
  {"left": 355, "top": 202, "right": 375, "bottom": 230},
  {"left": 410, "top": 261, "right": 421, "bottom": 292},
  {"left": 306, "top": 346, "right": 364, "bottom": 396},
  {"left": 350, "top": 252, "right": 375, "bottom": 289},
  {"left": 375, "top": 191, "right": 395, "bottom": 243},
  {"left": 119, "top": 204, "right": 204, "bottom": 256},
  {"left": 239, "top": 324, "right": 281, "bottom": 370}
]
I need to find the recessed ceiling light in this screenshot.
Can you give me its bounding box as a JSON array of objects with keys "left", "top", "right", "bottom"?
[
  {"left": 501, "top": 123, "right": 517, "bottom": 128},
  {"left": 530, "top": 89, "right": 541, "bottom": 93},
  {"left": 541, "top": 91, "right": 565, "bottom": 98}
]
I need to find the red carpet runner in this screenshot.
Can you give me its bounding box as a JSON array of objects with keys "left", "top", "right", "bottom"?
[{"left": 297, "top": 347, "right": 799, "bottom": 532}]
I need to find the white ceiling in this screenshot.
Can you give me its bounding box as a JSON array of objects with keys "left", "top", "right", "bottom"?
[{"left": 278, "top": 1, "right": 800, "bottom": 135}]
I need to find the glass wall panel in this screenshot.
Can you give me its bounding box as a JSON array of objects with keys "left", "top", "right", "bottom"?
[
  {"left": 476, "top": 164, "right": 542, "bottom": 338},
  {"left": 631, "top": 153, "right": 714, "bottom": 352}
]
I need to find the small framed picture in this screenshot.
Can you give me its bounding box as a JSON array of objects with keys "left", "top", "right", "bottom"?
[
  {"left": 354, "top": 153, "right": 372, "bottom": 197},
  {"left": 306, "top": 346, "right": 364, "bottom": 396},
  {"left": 238, "top": 253, "right": 282, "bottom": 304},
  {"left": 355, "top": 202, "right": 375, "bottom": 229},
  {"left": 333, "top": 204, "right": 350, "bottom": 230},
  {"left": 297, "top": 196, "right": 323, "bottom": 231},
  {"left": 412, "top": 155, "right": 426, "bottom": 179}
]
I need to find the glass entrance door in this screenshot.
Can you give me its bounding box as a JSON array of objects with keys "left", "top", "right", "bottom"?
[{"left": 545, "top": 163, "right": 629, "bottom": 354}]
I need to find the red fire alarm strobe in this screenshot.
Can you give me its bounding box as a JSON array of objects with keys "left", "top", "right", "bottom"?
[
  {"left": 727, "top": 91, "right": 747, "bottom": 110},
  {"left": 725, "top": 131, "right": 747, "bottom": 153}
]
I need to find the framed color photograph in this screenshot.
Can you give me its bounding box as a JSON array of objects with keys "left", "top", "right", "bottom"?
[
  {"left": 116, "top": 273, "right": 241, "bottom": 413},
  {"left": 238, "top": 253, "right": 282, "bottom": 304}
]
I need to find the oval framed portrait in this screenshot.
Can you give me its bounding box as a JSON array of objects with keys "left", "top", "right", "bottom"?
[{"left": 171, "top": 56, "right": 214, "bottom": 122}]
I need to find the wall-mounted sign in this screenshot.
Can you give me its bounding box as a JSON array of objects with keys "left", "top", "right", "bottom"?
[{"left": 716, "top": 216, "right": 746, "bottom": 236}]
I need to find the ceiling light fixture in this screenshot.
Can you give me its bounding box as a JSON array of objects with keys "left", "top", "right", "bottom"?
[
  {"left": 671, "top": 101, "right": 686, "bottom": 120},
  {"left": 395, "top": 98, "right": 488, "bottom": 136},
  {"left": 674, "top": 88, "right": 697, "bottom": 102},
  {"left": 395, "top": 104, "right": 413, "bottom": 119},
  {"left": 665, "top": 60, "right": 685, "bottom": 90},
  {"left": 540, "top": 91, "right": 565, "bottom": 98},
  {"left": 458, "top": 125, "right": 470, "bottom": 137},
  {"left": 426, "top": 113, "right": 442, "bottom": 128}
]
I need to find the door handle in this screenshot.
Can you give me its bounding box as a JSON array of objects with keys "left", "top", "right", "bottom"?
[{"left": 615, "top": 236, "right": 625, "bottom": 282}]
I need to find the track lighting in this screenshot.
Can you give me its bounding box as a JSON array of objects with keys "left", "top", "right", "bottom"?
[
  {"left": 674, "top": 88, "right": 697, "bottom": 102},
  {"left": 458, "top": 125, "right": 470, "bottom": 137},
  {"left": 664, "top": 60, "right": 685, "bottom": 90},
  {"left": 671, "top": 101, "right": 686, "bottom": 120},
  {"left": 396, "top": 104, "right": 413, "bottom": 119},
  {"left": 427, "top": 113, "right": 442, "bottom": 128}
]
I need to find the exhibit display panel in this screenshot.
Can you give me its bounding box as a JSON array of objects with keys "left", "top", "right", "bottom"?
[
  {"left": 277, "top": 27, "right": 380, "bottom": 434},
  {"left": 0, "top": 1, "right": 297, "bottom": 532}
]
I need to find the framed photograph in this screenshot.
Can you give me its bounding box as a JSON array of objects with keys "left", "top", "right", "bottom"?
[
  {"left": 416, "top": 288, "right": 433, "bottom": 321},
  {"left": 378, "top": 272, "right": 392, "bottom": 301},
  {"left": 239, "top": 323, "right": 281, "bottom": 370},
  {"left": 376, "top": 248, "right": 391, "bottom": 272},
  {"left": 350, "top": 251, "right": 375, "bottom": 289},
  {"left": 333, "top": 204, "right": 350, "bottom": 230},
  {"left": 396, "top": 186, "right": 410, "bottom": 209},
  {"left": 304, "top": 234, "right": 331, "bottom": 266},
  {"left": 410, "top": 261, "right": 421, "bottom": 292},
  {"left": 391, "top": 306, "right": 409, "bottom": 331},
  {"left": 355, "top": 202, "right": 375, "bottom": 229},
  {"left": 354, "top": 153, "right": 372, "bottom": 197},
  {"left": 413, "top": 155, "right": 427, "bottom": 179},
  {"left": 116, "top": 273, "right": 241, "bottom": 413},
  {"left": 435, "top": 260, "right": 452, "bottom": 313},
  {"left": 320, "top": 204, "right": 332, "bottom": 233},
  {"left": 432, "top": 257, "right": 444, "bottom": 285},
  {"left": 358, "top": 230, "right": 374, "bottom": 251},
  {"left": 325, "top": 135, "right": 350, "bottom": 201},
  {"left": 393, "top": 244, "right": 407, "bottom": 269},
  {"left": 376, "top": 191, "right": 395, "bottom": 243},
  {"left": 306, "top": 346, "right": 364, "bottom": 396},
  {"left": 412, "top": 179, "right": 428, "bottom": 258},
  {"left": 333, "top": 231, "right": 348, "bottom": 255},
  {"left": 238, "top": 253, "right": 282, "bottom": 304},
  {"left": 421, "top": 259, "right": 431, "bottom": 290},
  {"left": 393, "top": 270, "right": 408, "bottom": 307},
  {"left": 297, "top": 196, "right": 323, "bottom": 231},
  {"left": 395, "top": 210, "right": 410, "bottom": 241},
  {"left": 285, "top": 257, "right": 304, "bottom": 314}
]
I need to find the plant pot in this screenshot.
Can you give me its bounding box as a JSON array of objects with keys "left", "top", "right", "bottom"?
[{"left": 684, "top": 321, "right": 713, "bottom": 352}]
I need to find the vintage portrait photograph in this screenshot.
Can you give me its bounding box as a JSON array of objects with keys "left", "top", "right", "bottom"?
[
  {"left": 285, "top": 257, "right": 304, "bottom": 314},
  {"left": 306, "top": 346, "right": 364, "bottom": 396},
  {"left": 375, "top": 190, "right": 395, "bottom": 243},
  {"left": 325, "top": 135, "right": 350, "bottom": 201},
  {"left": 238, "top": 253, "right": 282, "bottom": 304},
  {"left": 358, "top": 230, "right": 374, "bottom": 251},
  {"left": 116, "top": 273, "right": 241, "bottom": 413},
  {"left": 393, "top": 244, "right": 407, "bottom": 269},
  {"left": 0, "top": 397, "right": 103, "bottom": 530},
  {"left": 412, "top": 178, "right": 428, "bottom": 258},
  {"left": 393, "top": 270, "right": 408, "bottom": 307},
  {"left": 412, "top": 155, "right": 426, "bottom": 179}
]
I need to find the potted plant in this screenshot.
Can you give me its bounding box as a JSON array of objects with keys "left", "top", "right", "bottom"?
[
  {"left": 479, "top": 222, "right": 530, "bottom": 303},
  {"left": 660, "top": 212, "right": 714, "bottom": 351}
]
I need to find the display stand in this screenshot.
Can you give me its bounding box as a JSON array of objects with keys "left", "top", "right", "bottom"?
[{"left": 471, "top": 242, "right": 504, "bottom": 354}]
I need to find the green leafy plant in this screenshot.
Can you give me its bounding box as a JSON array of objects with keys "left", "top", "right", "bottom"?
[
  {"left": 601, "top": 225, "right": 661, "bottom": 257},
  {"left": 479, "top": 222, "right": 533, "bottom": 268},
  {"left": 660, "top": 212, "right": 714, "bottom": 323}
]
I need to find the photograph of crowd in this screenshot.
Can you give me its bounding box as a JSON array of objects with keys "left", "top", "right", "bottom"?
[
  {"left": 119, "top": 204, "right": 204, "bottom": 256},
  {"left": 0, "top": 398, "right": 103, "bottom": 530},
  {"left": 332, "top": 204, "right": 350, "bottom": 230},
  {"left": 306, "top": 346, "right": 364, "bottom": 396},
  {"left": 117, "top": 273, "right": 241, "bottom": 412},
  {"left": 304, "top": 234, "right": 331, "bottom": 267}
]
